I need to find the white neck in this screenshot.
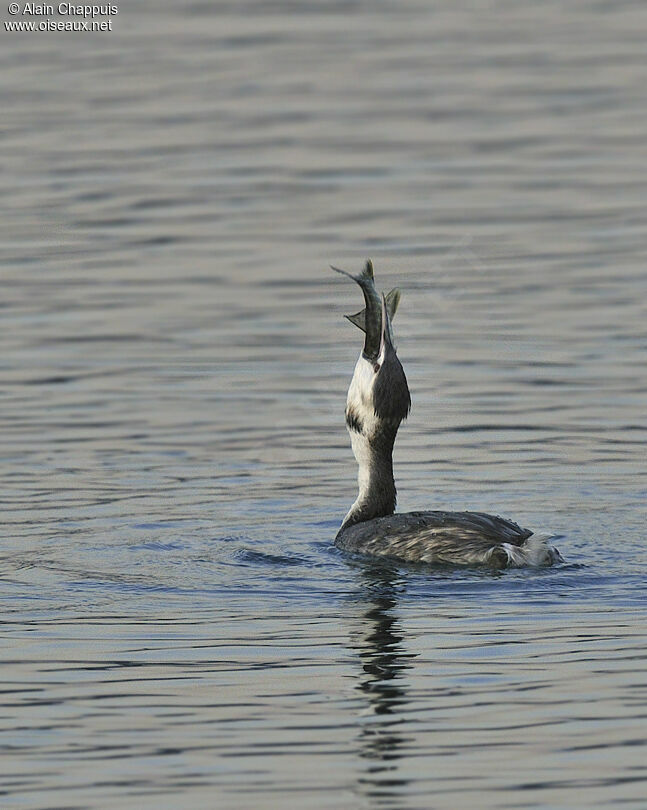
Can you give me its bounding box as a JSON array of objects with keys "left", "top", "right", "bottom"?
[{"left": 339, "top": 354, "right": 398, "bottom": 531}]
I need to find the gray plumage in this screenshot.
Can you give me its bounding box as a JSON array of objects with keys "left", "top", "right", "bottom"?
[
  {"left": 333, "top": 260, "right": 562, "bottom": 569},
  {"left": 338, "top": 510, "right": 545, "bottom": 567}
]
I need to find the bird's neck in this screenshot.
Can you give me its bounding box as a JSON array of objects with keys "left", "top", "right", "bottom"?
[{"left": 340, "top": 427, "right": 397, "bottom": 531}]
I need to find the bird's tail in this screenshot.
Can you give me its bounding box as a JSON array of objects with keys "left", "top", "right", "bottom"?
[{"left": 500, "top": 532, "right": 563, "bottom": 567}]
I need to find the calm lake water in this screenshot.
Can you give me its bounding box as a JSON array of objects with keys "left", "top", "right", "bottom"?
[{"left": 2, "top": 1, "right": 647, "bottom": 808}]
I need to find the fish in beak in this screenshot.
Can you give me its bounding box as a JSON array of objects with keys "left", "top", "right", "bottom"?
[
  {"left": 331, "top": 259, "right": 400, "bottom": 363},
  {"left": 345, "top": 287, "right": 401, "bottom": 337}
]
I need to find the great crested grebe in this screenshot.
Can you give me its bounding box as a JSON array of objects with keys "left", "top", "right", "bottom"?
[{"left": 332, "top": 260, "right": 562, "bottom": 568}]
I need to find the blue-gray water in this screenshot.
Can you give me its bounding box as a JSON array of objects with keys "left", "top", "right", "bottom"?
[{"left": 2, "top": 1, "right": 647, "bottom": 808}]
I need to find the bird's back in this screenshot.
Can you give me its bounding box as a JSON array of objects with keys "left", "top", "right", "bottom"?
[{"left": 335, "top": 510, "right": 557, "bottom": 568}]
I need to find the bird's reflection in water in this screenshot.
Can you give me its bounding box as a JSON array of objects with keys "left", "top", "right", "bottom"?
[{"left": 348, "top": 560, "right": 419, "bottom": 800}]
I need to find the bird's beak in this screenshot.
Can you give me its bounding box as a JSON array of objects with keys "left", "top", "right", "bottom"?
[{"left": 378, "top": 292, "right": 395, "bottom": 366}]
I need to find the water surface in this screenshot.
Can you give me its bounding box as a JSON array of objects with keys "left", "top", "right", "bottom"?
[{"left": 2, "top": 1, "right": 647, "bottom": 807}]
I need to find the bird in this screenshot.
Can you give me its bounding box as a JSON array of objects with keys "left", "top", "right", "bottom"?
[{"left": 332, "top": 259, "right": 562, "bottom": 568}]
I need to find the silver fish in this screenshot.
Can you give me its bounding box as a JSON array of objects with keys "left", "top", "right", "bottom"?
[
  {"left": 345, "top": 287, "right": 401, "bottom": 342},
  {"left": 331, "top": 259, "right": 400, "bottom": 361}
]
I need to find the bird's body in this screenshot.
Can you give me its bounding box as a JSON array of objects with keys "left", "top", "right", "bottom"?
[
  {"left": 337, "top": 510, "right": 559, "bottom": 567},
  {"left": 333, "top": 260, "right": 562, "bottom": 569}
]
